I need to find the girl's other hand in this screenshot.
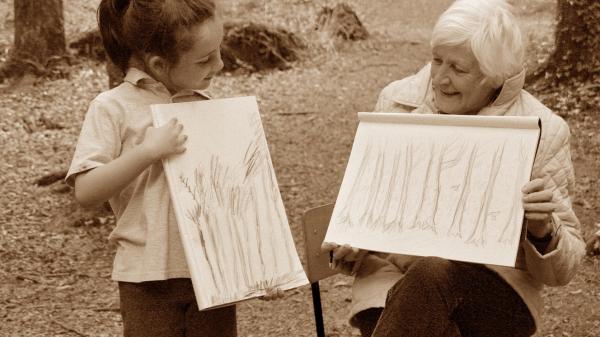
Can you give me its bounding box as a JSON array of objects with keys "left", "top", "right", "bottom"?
[
  {"left": 260, "top": 287, "right": 284, "bottom": 301},
  {"left": 140, "top": 118, "right": 187, "bottom": 161},
  {"left": 522, "top": 178, "right": 557, "bottom": 238}
]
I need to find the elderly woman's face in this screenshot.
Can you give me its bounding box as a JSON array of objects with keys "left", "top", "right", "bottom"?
[{"left": 430, "top": 44, "right": 498, "bottom": 115}]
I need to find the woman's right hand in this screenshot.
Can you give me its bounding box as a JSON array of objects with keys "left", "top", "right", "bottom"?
[
  {"left": 140, "top": 118, "right": 187, "bottom": 161},
  {"left": 321, "top": 242, "right": 367, "bottom": 276}
]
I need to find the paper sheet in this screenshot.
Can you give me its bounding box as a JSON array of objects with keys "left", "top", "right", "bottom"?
[
  {"left": 152, "top": 96, "right": 308, "bottom": 310},
  {"left": 324, "top": 112, "right": 541, "bottom": 267}
]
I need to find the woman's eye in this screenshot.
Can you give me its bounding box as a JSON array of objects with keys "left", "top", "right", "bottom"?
[
  {"left": 452, "top": 65, "right": 466, "bottom": 73},
  {"left": 432, "top": 58, "right": 442, "bottom": 65}
]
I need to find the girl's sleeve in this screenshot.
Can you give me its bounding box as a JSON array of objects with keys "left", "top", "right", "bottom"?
[
  {"left": 65, "top": 98, "right": 123, "bottom": 187},
  {"left": 523, "top": 116, "right": 585, "bottom": 286}
]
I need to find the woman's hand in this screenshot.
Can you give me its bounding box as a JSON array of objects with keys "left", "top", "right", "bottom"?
[
  {"left": 139, "top": 118, "right": 187, "bottom": 161},
  {"left": 260, "top": 287, "right": 285, "bottom": 301},
  {"left": 522, "top": 178, "right": 557, "bottom": 238},
  {"left": 321, "top": 242, "right": 367, "bottom": 276}
]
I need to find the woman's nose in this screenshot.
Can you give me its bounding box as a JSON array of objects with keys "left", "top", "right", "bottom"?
[{"left": 433, "top": 66, "right": 450, "bottom": 86}]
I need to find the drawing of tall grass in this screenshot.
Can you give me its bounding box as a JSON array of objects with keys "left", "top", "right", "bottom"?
[{"left": 179, "top": 114, "right": 303, "bottom": 308}]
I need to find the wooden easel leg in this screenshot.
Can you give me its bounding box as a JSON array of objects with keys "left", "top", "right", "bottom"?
[{"left": 311, "top": 282, "right": 326, "bottom": 337}]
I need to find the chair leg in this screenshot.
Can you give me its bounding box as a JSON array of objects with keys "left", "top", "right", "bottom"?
[{"left": 311, "top": 282, "right": 326, "bottom": 337}]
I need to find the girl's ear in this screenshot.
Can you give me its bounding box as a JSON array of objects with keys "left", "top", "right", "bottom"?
[{"left": 146, "top": 54, "right": 170, "bottom": 80}]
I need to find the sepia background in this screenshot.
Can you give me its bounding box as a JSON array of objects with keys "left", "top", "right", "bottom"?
[{"left": 0, "top": 0, "right": 598, "bottom": 336}]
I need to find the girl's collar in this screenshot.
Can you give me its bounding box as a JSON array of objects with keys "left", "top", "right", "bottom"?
[{"left": 124, "top": 67, "right": 211, "bottom": 101}]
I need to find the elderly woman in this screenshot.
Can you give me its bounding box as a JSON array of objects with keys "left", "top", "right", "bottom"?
[{"left": 323, "top": 1, "right": 586, "bottom": 336}]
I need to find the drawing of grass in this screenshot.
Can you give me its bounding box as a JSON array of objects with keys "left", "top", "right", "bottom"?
[{"left": 178, "top": 114, "right": 303, "bottom": 308}]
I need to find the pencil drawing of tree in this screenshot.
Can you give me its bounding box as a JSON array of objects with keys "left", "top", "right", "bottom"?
[
  {"left": 358, "top": 145, "right": 383, "bottom": 225},
  {"left": 466, "top": 141, "right": 506, "bottom": 246},
  {"left": 336, "top": 142, "right": 373, "bottom": 228},
  {"left": 498, "top": 140, "right": 529, "bottom": 244},
  {"left": 409, "top": 141, "right": 435, "bottom": 230},
  {"left": 447, "top": 144, "right": 478, "bottom": 238},
  {"left": 380, "top": 146, "right": 403, "bottom": 231}
]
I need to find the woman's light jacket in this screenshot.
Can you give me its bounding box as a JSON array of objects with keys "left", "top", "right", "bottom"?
[{"left": 350, "top": 64, "right": 586, "bottom": 330}]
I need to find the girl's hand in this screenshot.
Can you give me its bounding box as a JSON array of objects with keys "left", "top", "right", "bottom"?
[
  {"left": 522, "top": 178, "right": 557, "bottom": 238},
  {"left": 139, "top": 118, "right": 187, "bottom": 161},
  {"left": 260, "top": 287, "right": 284, "bottom": 301},
  {"left": 321, "top": 242, "right": 367, "bottom": 276}
]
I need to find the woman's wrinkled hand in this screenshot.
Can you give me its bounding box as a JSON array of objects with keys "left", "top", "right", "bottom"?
[
  {"left": 321, "top": 242, "right": 367, "bottom": 276},
  {"left": 522, "top": 178, "right": 557, "bottom": 238}
]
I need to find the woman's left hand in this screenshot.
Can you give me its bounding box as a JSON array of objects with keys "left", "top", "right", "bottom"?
[
  {"left": 522, "top": 178, "right": 557, "bottom": 238},
  {"left": 260, "top": 287, "right": 284, "bottom": 301}
]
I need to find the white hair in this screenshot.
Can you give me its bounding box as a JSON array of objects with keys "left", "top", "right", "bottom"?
[{"left": 431, "top": 0, "right": 524, "bottom": 87}]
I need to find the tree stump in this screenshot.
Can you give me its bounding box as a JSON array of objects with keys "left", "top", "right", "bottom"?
[
  {"left": 221, "top": 22, "right": 305, "bottom": 72},
  {"left": 315, "top": 3, "right": 369, "bottom": 41}
]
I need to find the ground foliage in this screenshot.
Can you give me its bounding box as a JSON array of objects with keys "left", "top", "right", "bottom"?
[
  {"left": 315, "top": 3, "right": 369, "bottom": 41},
  {"left": 0, "top": 0, "right": 599, "bottom": 336},
  {"left": 69, "top": 22, "right": 306, "bottom": 75},
  {"left": 221, "top": 22, "right": 305, "bottom": 72}
]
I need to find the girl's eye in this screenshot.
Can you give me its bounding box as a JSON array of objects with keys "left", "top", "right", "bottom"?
[{"left": 432, "top": 58, "right": 442, "bottom": 65}]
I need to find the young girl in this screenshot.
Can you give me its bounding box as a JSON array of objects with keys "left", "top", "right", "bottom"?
[{"left": 67, "top": 1, "right": 280, "bottom": 336}]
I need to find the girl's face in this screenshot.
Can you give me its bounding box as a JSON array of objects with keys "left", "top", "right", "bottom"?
[
  {"left": 430, "top": 44, "right": 498, "bottom": 115},
  {"left": 162, "top": 17, "right": 224, "bottom": 93}
]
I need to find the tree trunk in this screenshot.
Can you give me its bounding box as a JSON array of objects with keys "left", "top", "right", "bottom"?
[
  {"left": 537, "top": 0, "right": 600, "bottom": 83},
  {"left": 4, "top": 0, "right": 66, "bottom": 78}
]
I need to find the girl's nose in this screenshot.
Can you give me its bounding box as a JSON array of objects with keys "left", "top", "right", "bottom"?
[{"left": 215, "top": 48, "right": 224, "bottom": 73}]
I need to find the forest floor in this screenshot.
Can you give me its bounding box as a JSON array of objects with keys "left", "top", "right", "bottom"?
[{"left": 0, "top": 0, "right": 598, "bottom": 336}]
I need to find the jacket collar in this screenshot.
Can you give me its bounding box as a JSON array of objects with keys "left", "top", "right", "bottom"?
[{"left": 124, "top": 67, "right": 212, "bottom": 101}]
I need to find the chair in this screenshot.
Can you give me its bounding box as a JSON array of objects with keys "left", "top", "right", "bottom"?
[
  {"left": 302, "top": 203, "right": 338, "bottom": 337},
  {"left": 302, "top": 205, "right": 462, "bottom": 337}
]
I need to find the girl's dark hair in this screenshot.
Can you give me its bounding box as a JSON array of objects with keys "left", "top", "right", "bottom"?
[{"left": 98, "top": 0, "right": 216, "bottom": 73}]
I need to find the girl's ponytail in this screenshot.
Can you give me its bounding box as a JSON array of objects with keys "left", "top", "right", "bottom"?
[
  {"left": 98, "top": 0, "right": 132, "bottom": 73},
  {"left": 97, "top": 0, "right": 216, "bottom": 74}
]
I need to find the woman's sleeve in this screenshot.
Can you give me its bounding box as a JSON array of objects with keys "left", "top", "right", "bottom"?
[
  {"left": 373, "top": 81, "right": 413, "bottom": 113},
  {"left": 373, "top": 84, "right": 395, "bottom": 112},
  {"left": 523, "top": 117, "right": 585, "bottom": 286}
]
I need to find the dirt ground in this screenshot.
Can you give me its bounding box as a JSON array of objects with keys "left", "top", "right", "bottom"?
[{"left": 0, "top": 0, "right": 598, "bottom": 336}]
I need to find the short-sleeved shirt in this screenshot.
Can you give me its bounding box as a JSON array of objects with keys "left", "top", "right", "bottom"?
[{"left": 66, "top": 68, "right": 211, "bottom": 282}]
